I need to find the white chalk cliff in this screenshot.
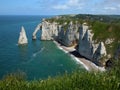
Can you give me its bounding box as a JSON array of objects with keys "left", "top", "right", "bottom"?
[
  {"left": 32, "top": 20, "right": 79, "bottom": 46},
  {"left": 93, "top": 42, "right": 107, "bottom": 61},
  {"left": 32, "top": 19, "right": 107, "bottom": 65},
  {"left": 57, "top": 21, "right": 79, "bottom": 46},
  {"left": 32, "top": 23, "right": 42, "bottom": 40},
  {"left": 18, "top": 26, "right": 28, "bottom": 45},
  {"left": 32, "top": 19, "right": 58, "bottom": 40},
  {"left": 78, "top": 23, "right": 107, "bottom": 64}
]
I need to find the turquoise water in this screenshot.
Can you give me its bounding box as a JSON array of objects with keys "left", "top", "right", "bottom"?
[{"left": 0, "top": 16, "right": 84, "bottom": 80}]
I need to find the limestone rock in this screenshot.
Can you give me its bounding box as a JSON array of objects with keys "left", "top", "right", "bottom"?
[
  {"left": 93, "top": 42, "right": 107, "bottom": 61},
  {"left": 58, "top": 25, "right": 65, "bottom": 42},
  {"left": 59, "top": 21, "right": 79, "bottom": 46},
  {"left": 79, "top": 23, "right": 89, "bottom": 40},
  {"left": 78, "top": 23, "right": 107, "bottom": 64},
  {"left": 32, "top": 23, "right": 42, "bottom": 40},
  {"left": 18, "top": 26, "right": 28, "bottom": 45},
  {"left": 114, "top": 46, "right": 120, "bottom": 60},
  {"left": 32, "top": 19, "right": 58, "bottom": 40},
  {"left": 78, "top": 29, "right": 94, "bottom": 59},
  {"left": 64, "top": 22, "right": 76, "bottom": 46},
  {"left": 41, "top": 20, "right": 58, "bottom": 40},
  {"left": 105, "top": 38, "right": 114, "bottom": 45}
]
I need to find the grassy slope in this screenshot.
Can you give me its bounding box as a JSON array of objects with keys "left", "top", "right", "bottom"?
[{"left": 0, "top": 61, "right": 120, "bottom": 90}]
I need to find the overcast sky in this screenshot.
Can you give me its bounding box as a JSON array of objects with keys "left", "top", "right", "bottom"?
[{"left": 0, "top": 0, "right": 120, "bottom": 15}]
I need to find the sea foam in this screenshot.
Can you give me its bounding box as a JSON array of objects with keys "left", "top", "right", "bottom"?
[{"left": 53, "top": 40, "right": 89, "bottom": 71}]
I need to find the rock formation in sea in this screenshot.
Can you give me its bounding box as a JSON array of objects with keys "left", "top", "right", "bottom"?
[
  {"left": 18, "top": 26, "right": 28, "bottom": 45},
  {"left": 32, "top": 19, "right": 58, "bottom": 40},
  {"left": 78, "top": 23, "right": 107, "bottom": 65},
  {"left": 32, "top": 18, "right": 108, "bottom": 65},
  {"left": 32, "top": 19, "right": 79, "bottom": 46},
  {"left": 32, "top": 23, "right": 42, "bottom": 40}
]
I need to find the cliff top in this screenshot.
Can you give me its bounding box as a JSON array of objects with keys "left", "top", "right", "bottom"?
[{"left": 45, "top": 14, "right": 120, "bottom": 58}]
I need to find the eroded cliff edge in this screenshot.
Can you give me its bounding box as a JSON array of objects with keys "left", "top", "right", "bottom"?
[{"left": 32, "top": 18, "right": 109, "bottom": 66}]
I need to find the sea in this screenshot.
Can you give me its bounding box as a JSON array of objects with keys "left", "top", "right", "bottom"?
[{"left": 0, "top": 15, "right": 85, "bottom": 80}]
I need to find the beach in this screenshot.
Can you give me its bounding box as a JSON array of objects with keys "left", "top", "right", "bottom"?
[{"left": 53, "top": 40, "right": 105, "bottom": 72}]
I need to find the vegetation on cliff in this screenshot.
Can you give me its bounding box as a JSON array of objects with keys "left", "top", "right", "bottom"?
[{"left": 46, "top": 14, "right": 120, "bottom": 58}]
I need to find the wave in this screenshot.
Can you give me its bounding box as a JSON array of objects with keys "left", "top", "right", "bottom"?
[
  {"left": 53, "top": 41, "right": 68, "bottom": 53},
  {"left": 33, "top": 47, "right": 45, "bottom": 57},
  {"left": 70, "top": 54, "right": 89, "bottom": 70},
  {"left": 22, "top": 47, "right": 45, "bottom": 64},
  {"left": 57, "top": 46, "right": 68, "bottom": 53},
  {"left": 53, "top": 41, "right": 88, "bottom": 70},
  {"left": 16, "top": 44, "right": 18, "bottom": 46}
]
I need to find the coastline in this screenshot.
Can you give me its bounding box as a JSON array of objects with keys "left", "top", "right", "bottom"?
[{"left": 53, "top": 40, "right": 105, "bottom": 72}]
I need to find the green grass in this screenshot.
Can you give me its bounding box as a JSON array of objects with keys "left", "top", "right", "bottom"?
[{"left": 0, "top": 60, "right": 120, "bottom": 90}]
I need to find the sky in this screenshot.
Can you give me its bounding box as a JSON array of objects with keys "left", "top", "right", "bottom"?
[{"left": 0, "top": 0, "right": 120, "bottom": 15}]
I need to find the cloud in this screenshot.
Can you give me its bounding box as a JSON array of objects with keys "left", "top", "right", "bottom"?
[
  {"left": 118, "top": 4, "right": 120, "bottom": 8},
  {"left": 52, "top": 0, "right": 84, "bottom": 10},
  {"left": 104, "top": 7, "right": 117, "bottom": 10},
  {"left": 53, "top": 5, "right": 68, "bottom": 10}
]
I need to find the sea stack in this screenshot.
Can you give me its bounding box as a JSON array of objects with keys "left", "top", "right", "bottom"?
[{"left": 18, "top": 26, "right": 28, "bottom": 45}]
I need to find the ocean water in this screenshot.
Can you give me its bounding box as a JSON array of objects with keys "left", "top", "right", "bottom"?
[{"left": 0, "top": 15, "right": 85, "bottom": 80}]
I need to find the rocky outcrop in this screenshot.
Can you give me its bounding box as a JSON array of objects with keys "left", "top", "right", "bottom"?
[
  {"left": 57, "top": 21, "right": 79, "bottom": 46},
  {"left": 93, "top": 42, "right": 107, "bottom": 62},
  {"left": 64, "top": 22, "right": 78, "bottom": 46},
  {"left": 32, "top": 19, "right": 58, "bottom": 40},
  {"left": 33, "top": 19, "right": 80, "bottom": 46},
  {"left": 114, "top": 46, "right": 120, "bottom": 60},
  {"left": 18, "top": 26, "right": 28, "bottom": 45},
  {"left": 78, "top": 23, "right": 107, "bottom": 65},
  {"left": 105, "top": 38, "right": 114, "bottom": 45},
  {"left": 32, "top": 23, "right": 42, "bottom": 40},
  {"left": 41, "top": 20, "right": 52, "bottom": 40},
  {"left": 57, "top": 25, "right": 65, "bottom": 42}
]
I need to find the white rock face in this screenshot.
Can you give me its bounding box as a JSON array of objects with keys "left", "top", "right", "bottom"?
[
  {"left": 32, "top": 20, "right": 79, "bottom": 46},
  {"left": 93, "top": 42, "right": 107, "bottom": 61},
  {"left": 114, "top": 46, "right": 120, "bottom": 60},
  {"left": 78, "top": 23, "right": 94, "bottom": 59},
  {"left": 78, "top": 23, "right": 107, "bottom": 63},
  {"left": 41, "top": 20, "right": 51, "bottom": 40},
  {"left": 32, "top": 19, "right": 58, "bottom": 40},
  {"left": 79, "top": 23, "right": 89, "bottom": 40},
  {"left": 32, "top": 23, "right": 42, "bottom": 40},
  {"left": 18, "top": 26, "right": 28, "bottom": 45},
  {"left": 57, "top": 21, "right": 80, "bottom": 46},
  {"left": 105, "top": 38, "right": 114, "bottom": 45}
]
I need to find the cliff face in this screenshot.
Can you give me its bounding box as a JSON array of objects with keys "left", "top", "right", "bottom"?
[
  {"left": 32, "top": 23, "right": 42, "bottom": 40},
  {"left": 18, "top": 26, "right": 28, "bottom": 45},
  {"left": 33, "top": 19, "right": 107, "bottom": 65},
  {"left": 78, "top": 23, "right": 107, "bottom": 65},
  {"left": 32, "top": 19, "right": 58, "bottom": 40},
  {"left": 57, "top": 22, "right": 79, "bottom": 46},
  {"left": 41, "top": 19, "right": 58, "bottom": 40},
  {"left": 33, "top": 20, "right": 79, "bottom": 46},
  {"left": 114, "top": 46, "right": 120, "bottom": 60}
]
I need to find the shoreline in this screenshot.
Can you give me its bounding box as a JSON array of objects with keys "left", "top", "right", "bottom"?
[{"left": 53, "top": 40, "right": 105, "bottom": 72}]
